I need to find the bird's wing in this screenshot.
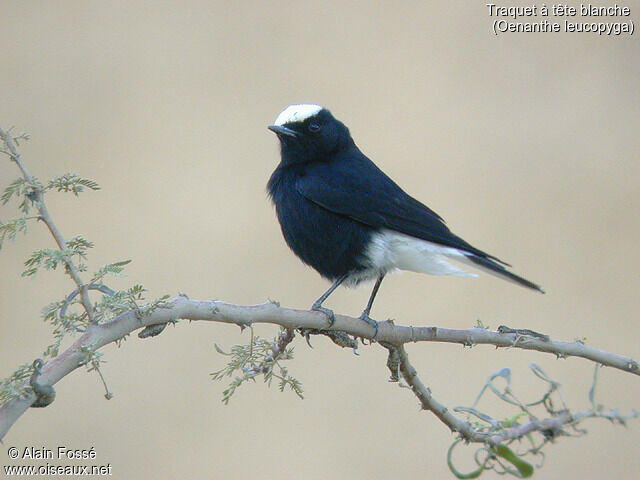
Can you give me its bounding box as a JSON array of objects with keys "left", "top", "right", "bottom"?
[
  {"left": 295, "top": 154, "right": 545, "bottom": 292},
  {"left": 296, "top": 153, "right": 504, "bottom": 263}
]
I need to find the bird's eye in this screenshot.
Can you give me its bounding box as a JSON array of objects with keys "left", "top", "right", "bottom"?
[{"left": 308, "top": 123, "right": 321, "bottom": 133}]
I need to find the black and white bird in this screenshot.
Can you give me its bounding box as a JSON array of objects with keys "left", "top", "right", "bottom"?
[{"left": 267, "top": 104, "right": 543, "bottom": 335}]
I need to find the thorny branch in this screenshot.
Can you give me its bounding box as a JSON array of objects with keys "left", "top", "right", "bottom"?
[{"left": 1, "top": 296, "right": 638, "bottom": 442}]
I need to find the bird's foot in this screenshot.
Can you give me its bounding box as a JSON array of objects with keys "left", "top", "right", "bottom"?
[
  {"left": 311, "top": 303, "right": 336, "bottom": 328},
  {"left": 358, "top": 312, "right": 379, "bottom": 341}
]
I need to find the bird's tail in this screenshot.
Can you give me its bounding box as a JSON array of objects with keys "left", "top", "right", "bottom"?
[{"left": 460, "top": 254, "right": 545, "bottom": 293}]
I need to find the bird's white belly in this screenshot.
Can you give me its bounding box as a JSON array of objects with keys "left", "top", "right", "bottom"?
[{"left": 364, "top": 229, "right": 478, "bottom": 277}]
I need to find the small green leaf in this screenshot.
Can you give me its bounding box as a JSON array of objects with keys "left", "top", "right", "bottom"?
[
  {"left": 493, "top": 445, "right": 534, "bottom": 478},
  {"left": 214, "top": 344, "right": 229, "bottom": 355}
]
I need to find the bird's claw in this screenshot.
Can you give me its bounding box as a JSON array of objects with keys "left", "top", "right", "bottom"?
[
  {"left": 311, "top": 303, "right": 336, "bottom": 327},
  {"left": 358, "top": 312, "right": 379, "bottom": 341}
]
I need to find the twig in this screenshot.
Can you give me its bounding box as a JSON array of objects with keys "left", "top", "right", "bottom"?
[
  {"left": 394, "top": 344, "right": 638, "bottom": 446},
  {"left": 0, "top": 124, "right": 95, "bottom": 322}
]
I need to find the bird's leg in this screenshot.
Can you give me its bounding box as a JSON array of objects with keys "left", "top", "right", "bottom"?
[
  {"left": 311, "top": 274, "right": 348, "bottom": 327},
  {"left": 359, "top": 274, "right": 385, "bottom": 339}
]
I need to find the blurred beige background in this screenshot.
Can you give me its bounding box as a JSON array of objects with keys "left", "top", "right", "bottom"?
[{"left": 1, "top": 1, "right": 639, "bottom": 479}]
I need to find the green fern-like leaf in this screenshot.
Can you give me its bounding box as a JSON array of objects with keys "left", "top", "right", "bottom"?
[
  {"left": 1, "top": 178, "right": 26, "bottom": 205},
  {"left": 212, "top": 329, "right": 302, "bottom": 403},
  {"left": 22, "top": 249, "right": 66, "bottom": 277},
  {"left": 91, "top": 260, "right": 131, "bottom": 283},
  {"left": 0, "top": 217, "right": 30, "bottom": 249},
  {"left": 46, "top": 173, "right": 100, "bottom": 196},
  {"left": 66, "top": 235, "right": 95, "bottom": 259},
  {"left": 1, "top": 177, "right": 39, "bottom": 213},
  {"left": 0, "top": 363, "right": 33, "bottom": 404}
]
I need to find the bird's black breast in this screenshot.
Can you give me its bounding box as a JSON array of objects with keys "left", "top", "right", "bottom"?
[{"left": 267, "top": 164, "right": 373, "bottom": 281}]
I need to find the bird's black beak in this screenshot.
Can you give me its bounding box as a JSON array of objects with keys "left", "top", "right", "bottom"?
[{"left": 268, "top": 125, "right": 298, "bottom": 137}]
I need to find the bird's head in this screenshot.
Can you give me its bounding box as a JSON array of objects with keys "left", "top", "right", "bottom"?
[{"left": 268, "top": 104, "right": 354, "bottom": 164}]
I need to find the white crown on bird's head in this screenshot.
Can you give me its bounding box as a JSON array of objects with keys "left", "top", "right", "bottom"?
[{"left": 273, "top": 104, "right": 323, "bottom": 126}]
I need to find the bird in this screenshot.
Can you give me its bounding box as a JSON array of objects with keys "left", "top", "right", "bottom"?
[{"left": 267, "top": 104, "right": 543, "bottom": 336}]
